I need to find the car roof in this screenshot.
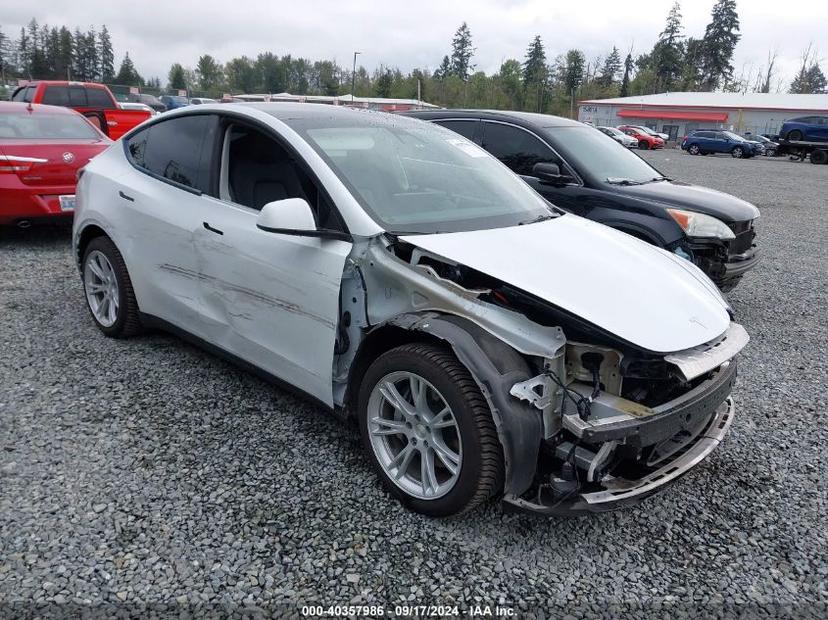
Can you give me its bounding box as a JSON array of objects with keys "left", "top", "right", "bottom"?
[
  {"left": 402, "top": 108, "right": 582, "bottom": 128},
  {"left": 0, "top": 101, "right": 79, "bottom": 115}
]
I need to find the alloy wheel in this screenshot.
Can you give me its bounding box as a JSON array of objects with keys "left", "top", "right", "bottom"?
[
  {"left": 84, "top": 250, "right": 120, "bottom": 327},
  {"left": 367, "top": 371, "right": 462, "bottom": 500},
  {"left": 732, "top": 147, "right": 743, "bottom": 158},
  {"left": 689, "top": 145, "right": 700, "bottom": 155}
]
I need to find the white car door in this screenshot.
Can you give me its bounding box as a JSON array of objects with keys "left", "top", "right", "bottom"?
[
  {"left": 116, "top": 114, "right": 219, "bottom": 333},
  {"left": 192, "top": 121, "right": 352, "bottom": 405}
]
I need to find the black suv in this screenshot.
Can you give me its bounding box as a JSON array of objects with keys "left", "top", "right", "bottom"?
[{"left": 403, "top": 110, "right": 759, "bottom": 291}]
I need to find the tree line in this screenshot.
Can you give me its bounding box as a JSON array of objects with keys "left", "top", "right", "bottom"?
[{"left": 2, "top": 1, "right": 825, "bottom": 116}]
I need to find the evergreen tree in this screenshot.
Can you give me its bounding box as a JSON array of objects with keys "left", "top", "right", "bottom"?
[
  {"left": 224, "top": 56, "right": 257, "bottom": 93},
  {"left": 498, "top": 58, "right": 523, "bottom": 109},
  {"left": 564, "top": 49, "right": 585, "bottom": 93},
  {"left": 653, "top": 2, "right": 684, "bottom": 91},
  {"left": 0, "top": 27, "right": 9, "bottom": 80},
  {"left": 56, "top": 27, "right": 73, "bottom": 80},
  {"left": 522, "top": 35, "right": 546, "bottom": 85},
  {"left": 450, "top": 22, "right": 474, "bottom": 80},
  {"left": 167, "top": 63, "right": 187, "bottom": 90},
  {"left": 374, "top": 67, "right": 393, "bottom": 97},
  {"left": 115, "top": 52, "right": 142, "bottom": 85},
  {"left": 701, "top": 0, "right": 740, "bottom": 90},
  {"left": 18, "top": 27, "right": 29, "bottom": 77},
  {"left": 790, "top": 50, "right": 827, "bottom": 94},
  {"left": 98, "top": 26, "right": 114, "bottom": 82},
  {"left": 598, "top": 46, "right": 622, "bottom": 88},
  {"left": 434, "top": 55, "right": 451, "bottom": 80},
  {"left": 680, "top": 37, "right": 704, "bottom": 90},
  {"left": 196, "top": 54, "right": 222, "bottom": 91},
  {"left": 620, "top": 52, "right": 633, "bottom": 97}
]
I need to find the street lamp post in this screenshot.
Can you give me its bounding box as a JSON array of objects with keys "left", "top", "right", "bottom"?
[{"left": 351, "top": 51, "right": 362, "bottom": 101}]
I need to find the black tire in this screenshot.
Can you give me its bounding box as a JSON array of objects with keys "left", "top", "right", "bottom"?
[
  {"left": 638, "top": 140, "right": 650, "bottom": 150},
  {"left": 358, "top": 343, "right": 504, "bottom": 517},
  {"left": 81, "top": 236, "right": 142, "bottom": 338},
  {"left": 731, "top": 146, "right": 744, "bottom": 158},
  {"left": 688, "top": 144, "right": 701, "bottom": 155},
  {"left": 787, "top": 129, "right": 803, "bottom": 142},
  {"left": 810, "top": 149, "right": 828, "bottom": 165}
]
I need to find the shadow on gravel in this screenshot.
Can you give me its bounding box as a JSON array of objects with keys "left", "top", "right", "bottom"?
[{"left": 0, "top": 223, "right": 73, "bottom": 248}]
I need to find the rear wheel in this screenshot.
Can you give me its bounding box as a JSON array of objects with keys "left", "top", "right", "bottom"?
[
  {"left": 82, "top": 236, "right": 142, "bottom": 338},
  {"left": 810, "top": 149, "right": 827, "bottom": 165},
  {"left": 638, "top": 140, "right": 650, "bottom": 150},
  {"left": 358, "top": 343, "right": 504, "bottom": 517},
  {"left": 787, "top": 129, "right": 803, "bottom": 142},
  {"left": 688, "top": 144, "right": 701, "bottom": 155},
  {"left": 731, "top": 146, "right": 744, "bottom": 158}
]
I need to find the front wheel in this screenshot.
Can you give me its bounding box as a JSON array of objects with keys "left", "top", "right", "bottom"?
[
  {"left": 82, "top": 236, "right": 142, "bottom": 338},
  {"left": 731, "top": 146, "right": 744, "bottom": 158},
  {"left": 358, "top": 343, "right": 504, "bottom": 517}
]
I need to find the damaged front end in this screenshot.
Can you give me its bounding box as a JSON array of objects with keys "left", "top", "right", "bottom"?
[{"left": 336, "top": 234, "right": 748, "bottom": 515}]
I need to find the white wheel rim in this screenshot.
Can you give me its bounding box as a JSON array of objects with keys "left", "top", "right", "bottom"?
[
  {"left": 83, "top": 250, "right": 119, "bottom": 327},
  {"left": 367, "top": 371, "right": 462, "bottom": 500}
]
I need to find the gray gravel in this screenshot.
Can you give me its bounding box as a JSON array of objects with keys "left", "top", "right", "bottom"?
[{"left": 1, "top": 151, "right": 827, "bottom": 618}]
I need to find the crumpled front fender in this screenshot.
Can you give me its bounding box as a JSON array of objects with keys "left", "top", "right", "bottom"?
[{"left": 386, "top": 312, "right": 542, "bottom": 498}]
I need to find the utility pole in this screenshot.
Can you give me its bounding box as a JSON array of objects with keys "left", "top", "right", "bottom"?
[{"left": 351, "top": 51, "right": 361, "bottom": 101}]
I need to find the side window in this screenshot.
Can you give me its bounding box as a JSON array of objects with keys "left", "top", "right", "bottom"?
[
  {"left": 15, "top": 86, "right": 35, "bottom": 103},
  {"left": 481, "top": 122, "right": 559, "bottom": 176},
  {"left": 128, "top": 115, "right": 218, "bottom": 193},
  {"left": 221, "top": 123, "right": 344, "bottom": 230},
  {"left": 68, "top": 87, "right": 87, "bottom": 106},
  {"left": 86, "top": 87, "right": 115, "bottom": 109},
  {"left": 433, "top": 120, "right": 479, "bottom": 142},
  {"left": 11, "top": 87, "right": 27, "bottom": 102},
  {"left": 42, "top": 86, "right": 70, "bottom": 106}
]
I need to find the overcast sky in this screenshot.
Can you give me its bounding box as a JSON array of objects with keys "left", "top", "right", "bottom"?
[{"left": 5, "top": 0, "right": 826, "bottom": 91}]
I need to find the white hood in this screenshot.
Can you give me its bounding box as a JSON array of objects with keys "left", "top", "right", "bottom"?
[{"left": 401, "top": 215, "right": 731, "bottom": 353}]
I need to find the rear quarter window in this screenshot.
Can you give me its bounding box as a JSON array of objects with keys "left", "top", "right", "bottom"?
[
  {"left": 42, "top": 86, "right": 70, "bottom": 106},
  {"left": 125, "top": 115, "right": 217, "bottom": 193},
  {"left": 68, "top": 87, "right": 87, "bottom": 106}
]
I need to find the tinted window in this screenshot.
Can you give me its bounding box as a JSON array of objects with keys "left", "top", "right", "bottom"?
[
  {"left": 13, "top": 86, "right": 35, "bottom": 103},
  {"left": 42, "top": 86, "right": 70, "bottom": 106},
  {"left": 481, "top": 122, "right": 558, "bottom": 175},
  {"left": 86, "top": 87, "right": 114, "bottom": 108},
  {"left": 68, "top": 87, "right": 87, "bottom": 106},
  {"left": 434, "top": 120, "right": 478, "bottom": 141},
  {"left": 695, "top": 131, "right": 713, "bottom": 138},
  {"left": 127, "top": 115, "right": 217, "bottom": 193}
]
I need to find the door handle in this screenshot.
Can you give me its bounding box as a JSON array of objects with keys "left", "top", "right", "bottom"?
[
  {"left": 118, "top": 190, "right": 134, "bottom": 202},
  {"left": 203, "top": 222, "right": 224, "bottom": 235}
]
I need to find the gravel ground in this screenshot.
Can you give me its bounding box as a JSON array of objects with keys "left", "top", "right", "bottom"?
[{"left": 1, "top": 151, "right": 827, "bottom": 618}]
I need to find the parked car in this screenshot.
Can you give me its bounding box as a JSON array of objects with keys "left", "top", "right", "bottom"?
[
  {"left": 745, "top": 134, "right": 779, "bottom": 156},
  {"left": 779, "top": 115, "right": 828, "bottom": 142},
  {"left": 189, "top": 97, "right": 218, "bottom": 105},
  {"left": 618, "top": 124, "right": 669, "bottom": 142},
  {"left": 126, "top": 93, "right": 166, "bottom": 113},
  {"left": 159, "top": 95, "right": 189, "bottom": 110},
  {"left": 11, "top": 81, "right": 152, "bottom": 140},
  {"left": 73, "top": 103, "right": 748, "bottom": 517},
  {"left": 681, "top": 130, "right": 760, "bottom": 159},
  {"left": 405, "top": 109, "right": 758, "bottom": 291},
  {"left": 617, "top": 125, "right": 665, "bottom": 149},
  {"left": 119, "top": 102, "right": 159, "bottom": 117},
  {"left": 597, "top": 125, "right": 638, "bottom": 147},
  {"left": 0, "top": 102, "right": 111, "bottom": 226}
]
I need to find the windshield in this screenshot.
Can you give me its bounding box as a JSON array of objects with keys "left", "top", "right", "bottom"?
[
  {"left": 723, "top": 131, "right": 746, "bottom": 142},
  {"left": 288, "top": 113, "right": 554, "bottom": 234},
  {"left": 543, "top": 126, "right": 663, "bottom": 185},
  {"left": 600, "top": 127, "right": 623, "bottom": 136},
  {"left": 0, "top": 111, "right": 102, "bottom": 140}
]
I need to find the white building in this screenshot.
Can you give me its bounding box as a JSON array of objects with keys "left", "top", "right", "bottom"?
[{"left": 578, "top": 92, "right": 828, "bottom": 141}]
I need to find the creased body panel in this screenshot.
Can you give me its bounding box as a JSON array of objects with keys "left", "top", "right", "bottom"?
[{"left": 402, "top": 215, "right": 731, "bottom": 353}]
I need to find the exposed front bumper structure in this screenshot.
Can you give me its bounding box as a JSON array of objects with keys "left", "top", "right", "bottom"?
[{"left": 504, "top": 397, "right": 735, "bottom": 515}]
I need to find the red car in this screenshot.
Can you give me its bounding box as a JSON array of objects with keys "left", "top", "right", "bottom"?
[
  {"left": 11, "top": 81, "right": 151, "bottom": 140},
  {"left": 618, "top": 125, "right": 665, "bottom": 150},
  {"left": 0, "top": 102, "right": 111, "bottom": 227}
]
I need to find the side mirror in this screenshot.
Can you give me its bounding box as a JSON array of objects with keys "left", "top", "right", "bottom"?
[
  {"left": 533, "top": 162, "right": 573, "bottom": 185},
  {"left": 256, "top": 197, "right": 351, "bottom": 241}
]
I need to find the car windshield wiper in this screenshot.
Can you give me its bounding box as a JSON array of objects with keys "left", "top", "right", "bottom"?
[
  {"left": 606, "top": 177, "right": 645, "bottom": 185},
  {"left": 518, "top": 213, "right": 556, "bottom": 226}
]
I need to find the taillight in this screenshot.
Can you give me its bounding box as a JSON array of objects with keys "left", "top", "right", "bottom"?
[{"left": 0, "top": 154, "right": 48, "bottom": 173}]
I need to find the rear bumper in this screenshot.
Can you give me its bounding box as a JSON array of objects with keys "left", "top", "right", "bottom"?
[{"left": 0, "top": 183, "right": 76, "bottom": 225}]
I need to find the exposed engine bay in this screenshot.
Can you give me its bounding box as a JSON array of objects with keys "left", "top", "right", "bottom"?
[{"left": 333, "top": 234, "right": 748, "bottom": 514}]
